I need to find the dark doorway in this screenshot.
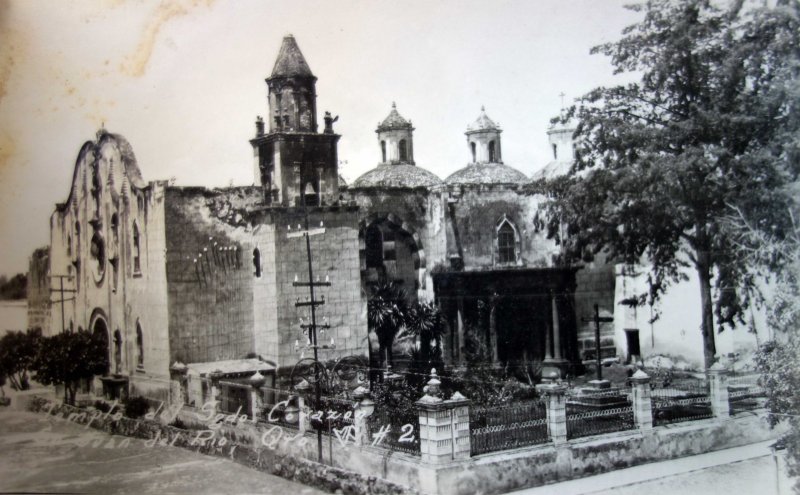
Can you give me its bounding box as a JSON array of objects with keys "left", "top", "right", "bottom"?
[
  {"left": 92, "top": 318, "right": 110, "bottom": 375},
  {"left": 625, "top": 329, "right": 641, "bottom": 362}
]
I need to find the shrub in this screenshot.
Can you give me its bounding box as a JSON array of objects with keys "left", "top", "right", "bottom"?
[{"left": 123, "top": 396, "right": 150, "bottom": 418}]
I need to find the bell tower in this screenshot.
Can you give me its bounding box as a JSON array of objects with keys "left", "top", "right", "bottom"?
[
  {"left": 465, "top": 106, "right": 502, "bottom": 164},
  {"left": 250, "top": 35, "right": 341, "bottom": 206},
  {"left": 375, "top": 102, "right": 415, "bottom": 165}
]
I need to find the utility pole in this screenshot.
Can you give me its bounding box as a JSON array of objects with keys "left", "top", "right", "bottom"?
[
  {"left": 288, "top": 166, "right": 332, "bottom": 464},
  {"left": 49, "top": 274, "right": 77, "bottom": 333},
  {"left": 581, "top": 304, "right": 613, "bottom": 381}
]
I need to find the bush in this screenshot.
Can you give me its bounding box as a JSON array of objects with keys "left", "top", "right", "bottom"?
[{"left": 123, "top": 396, "right": 150, "bottom": 419}]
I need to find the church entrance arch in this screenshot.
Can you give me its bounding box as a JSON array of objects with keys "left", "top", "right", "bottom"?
[
  {"left": 360, "top": 214, "right": 425, "bottom": 302},
  {"left": 89, "top": 309, "right": 111, "bottom": 375}
]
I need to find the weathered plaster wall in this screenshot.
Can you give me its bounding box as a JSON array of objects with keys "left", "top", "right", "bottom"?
[
  {"left": 45, "top": 133, "right": 171, "bottom": 398},
  {"left": 164, "top": 187, "right": 260, "bottom": 364},
  {"left": 345, "top": 187, "right": 448, "bottom": 301},
  {"left": 445, "top": 186, "right": 557, "bottom": 270},
  {"left": 614, "top": 263, "right": 768, "bottom": 368}
]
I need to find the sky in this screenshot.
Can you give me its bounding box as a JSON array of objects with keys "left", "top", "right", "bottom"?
[{"left": 0, "top": 0, "right": 641, "bottom": 277}]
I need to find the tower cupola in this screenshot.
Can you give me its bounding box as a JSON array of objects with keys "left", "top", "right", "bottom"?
[
  {"left": 251, "top": 35, "right": 341, "bottom": 206},
  {"left": 376, "top": 102, "right": 415, "bottom": 165},
  {"left": 465, "top": 106, "right": 502, "bottom": 164},
  {"left": 266, "top": 35, "right": 318, "bottom": 133}
]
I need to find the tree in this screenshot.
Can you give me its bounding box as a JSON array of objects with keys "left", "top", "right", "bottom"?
[
  {"left": 0, "top": 273, "right": 26, "bottom": 300},
  {"left": 34, "top": 329, "right": 109, "bottom": 405},
  {"left": 366, "top": 282, "right": 408, "bottom": 371},
  {"left": 0, "top": 329, "right": 41, "bottom": 390},
  {"left": 404, "top": 300, "right": 446, "bottom": 364},
  {"left": 732, "top": 198, "right": 800, "bottom": 486},
  {"left": 541, "top": 0, "right": 800, "bottom": 368}
]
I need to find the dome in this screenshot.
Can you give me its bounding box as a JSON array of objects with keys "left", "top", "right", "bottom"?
[
  {"left": 466, "top": 106, "right": 500, "bottom": 133},
  {"left": 530, "top": 160, "right": 571, "bottom": 182},
  {"left": 377, "top": 102, "right": 412, "bottom": 132},
  {"left": 351, "top": 164, "right": 442, "bottom": 189},
  {"left": 445, "top": 163, "right": 527, "bottom": 186}
]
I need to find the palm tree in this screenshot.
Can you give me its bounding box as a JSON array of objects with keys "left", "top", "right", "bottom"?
[
  {"left": 367, "top": 282, "right": 408, "bottom": 371},
  {"left": 405, "top": 301, "right": 445, "bottom": 364}
]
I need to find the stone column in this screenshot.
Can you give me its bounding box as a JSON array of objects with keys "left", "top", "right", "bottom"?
[
  {"left": 488, "top": 296, "right": 499, "bottom": 363},
  {"left": 456, "top": 299, "right": 466, "bottom": 365},
  {"left": 630, "top": 369, "right": 653, "bottom": 430},
  {"left": 551, "top": 292, "right": 562, "bottom": 360},
  {"left": 416, "top": 369, "right": 471, "bottom": 463},
  {"left": 539, "top": 383, "right": 568, "bottom": 445},
  {"left": 707, "top": 362, "right": 730, "bottom": 420}
]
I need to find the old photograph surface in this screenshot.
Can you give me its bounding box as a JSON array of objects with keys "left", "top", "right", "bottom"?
[{"left": 0, "top": 1, "right": 797, "bottom": 494}]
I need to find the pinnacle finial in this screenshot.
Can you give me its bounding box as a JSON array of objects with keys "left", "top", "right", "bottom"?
[
  {"left": 392, "top": 101, "right": 396, "bottom": 109},
  {"left": 481, "top": 105, "right": 485, "bottom": 112}
]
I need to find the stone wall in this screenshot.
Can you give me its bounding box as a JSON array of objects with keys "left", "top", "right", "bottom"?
[{"left": 164, "top": 188, "right": 258, "bottom": 364}]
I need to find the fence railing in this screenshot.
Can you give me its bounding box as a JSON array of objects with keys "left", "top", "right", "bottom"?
[
  {"left": 651, "top": 383, "right": 712, "bottom": 426},
  {"left": 566, "top": 403, "right": 635, "bottom": 440},
  {"left": 728, "top": 374, "right": 767, "bottom": 415},
  {"left": 367, "top": 407, "right": 420, "bottom": 455},
  {"left": 470, "top": 400, "right": 548, "bottom": 455}
]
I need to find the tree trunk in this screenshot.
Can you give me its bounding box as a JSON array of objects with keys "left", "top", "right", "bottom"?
[{"left": 696, "top": 252, "right": 717, "bottom": 369}]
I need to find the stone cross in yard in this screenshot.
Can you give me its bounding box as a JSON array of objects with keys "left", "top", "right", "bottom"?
[{"left": 582, "top": 304, "right": 613, "bottom": 380}]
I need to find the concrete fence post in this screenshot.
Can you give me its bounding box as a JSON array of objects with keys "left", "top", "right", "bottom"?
[
  {"left": 169, "top": 361, "right": 188, "bottom": 406},
  {"left": 353, "top": 385, "right": 374, "bottom": 446},
  {"left": 707, "top": 362, "right": 730, "bottom": 420},
  {"left": 416, "top": 369, "right": 471, "bottom": 463},
  {"left": 248, "top": 371, "right": 266, "bottom": 420},
  {"left": 208, "top": 370, "right": 222, "bottom": 415},
  {"left": 630, "top": 369, "right": 653, "bottom": 430},
  {"left": 539, "top": 383, "right": 568, "bottom": 445}
]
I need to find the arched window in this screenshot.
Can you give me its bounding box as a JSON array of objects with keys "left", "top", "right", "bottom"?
[
  {"left": 552, "top": 143, "right": 558, "bottom": 160},
  {"left": 399, "top": 139, "right": 408, "bottom": 162},
  {"left": 253, "top": 248, "right": 261, "bottom": 277},
  {"left": 110, "top": 213, "right": 119, "bottom": 290},
  {"left": 381, "top": 141, "right": 387, "bottom": 163},
  {"left": 488, "top": 140, "right": 496, "bottom": 163},
  {"left": 497, "top": 219, "right": 517, "bottom": 264},
  {"left": 113, "top": 329, "right": 122, "bottom": 374},
  {"left": 136, "top": 322, "right": 144, "bottom": 369},
  {"left": 67, "top": 235, "right": 72, "bottom": 257},
  {"left": 470, "top": 142, "right": 476, "bottom": 163},
  {"left": 132, "top": 222, "right": 141, "bottom": 274}
]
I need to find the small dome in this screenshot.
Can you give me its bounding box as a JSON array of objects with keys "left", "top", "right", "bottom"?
[
  {"left": 352, "top": 164, "right": 441, "bottom": 189},
  {"left": 466, "top": 106, "right": 500, "bottom": 133},
  {"left": 377, "top": 102, "right": 412, "bottom": 131},
  {"left": 530, "top": 160, "right": 571, "bottom": 182},
  {"left": 445, "top": 163, "right": 527, "bottom": 186}
]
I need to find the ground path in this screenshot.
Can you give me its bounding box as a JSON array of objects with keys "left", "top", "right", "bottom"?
[
  {"left": 510, "top": 440, "right": 791, "bottom": 495},
  {"left": 0, "top": 409, "right": 327, "bottom": 494}
]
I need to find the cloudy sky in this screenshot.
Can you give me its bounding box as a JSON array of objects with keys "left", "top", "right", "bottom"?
[{"left": 0, "top": 0, "right": 640, "bottom": 276}]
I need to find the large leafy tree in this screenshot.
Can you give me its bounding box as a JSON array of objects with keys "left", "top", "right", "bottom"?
[
  {"left": 542, "top": 0, "right": 800, "bottom": 368},
  {"left": 0, "top": 328, "right": 41, "bottom": 390},
  {"left": 34, "top": 329, "right": 109, "bottom": 405}
]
